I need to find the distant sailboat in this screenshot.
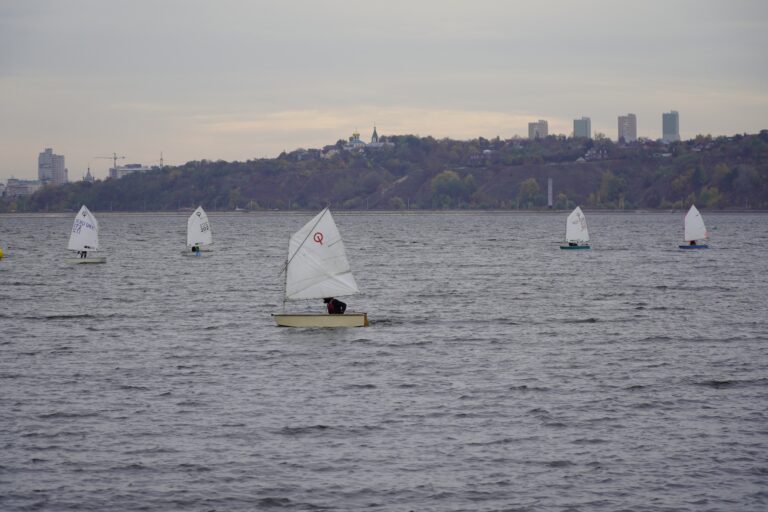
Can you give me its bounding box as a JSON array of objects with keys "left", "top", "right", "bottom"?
[
  {"left": 184, "top": 206, "right": 213, "bottom": 256},
  {"left": 66, "top": 205, "right": 106, "bottom": 264},
  {"left": 679, "top": 204, "right": 709, "bottom": 249},
  {"left": 273, "top": 207, "right": 369, "bottom": 327},
  {"left": 560, "top": 206, "right": 591, "bottom": 250}
]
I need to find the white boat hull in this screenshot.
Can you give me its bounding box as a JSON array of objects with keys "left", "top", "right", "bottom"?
[
  {"left": 66, "top": 257, "right": 107, "bottom": 264},
  {"left": 273, "top": 313, "right": 369, "bottom": 328}
]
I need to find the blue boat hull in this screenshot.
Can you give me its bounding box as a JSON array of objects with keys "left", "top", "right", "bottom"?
[
  {"left": 560, "top": 245, "right": 591, "bottom": 250},
  {"left": 679, "top": 244, "right": 709, "bottom": 249}
]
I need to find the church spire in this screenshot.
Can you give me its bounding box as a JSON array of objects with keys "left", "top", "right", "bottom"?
[{"left": 371, "top": 123, "right": 379, "bottom": 144}]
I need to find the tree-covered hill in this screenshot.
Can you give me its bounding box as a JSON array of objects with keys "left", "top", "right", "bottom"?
[{"left": 6, "top": 131, "right": 768, "bottom": 213}]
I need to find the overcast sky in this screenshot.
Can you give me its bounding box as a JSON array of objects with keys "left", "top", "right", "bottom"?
[{"left": 1, "top": 0, "right": 766, "bottom": 181}]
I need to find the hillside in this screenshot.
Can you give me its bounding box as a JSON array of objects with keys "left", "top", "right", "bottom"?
[{"left": 5, "top": 131, "right": 768, "bottom": 212}]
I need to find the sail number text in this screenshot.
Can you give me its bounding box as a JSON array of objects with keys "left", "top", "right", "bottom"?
[{"left": 72, "top": 218, "right": 95, "bottom": 234}]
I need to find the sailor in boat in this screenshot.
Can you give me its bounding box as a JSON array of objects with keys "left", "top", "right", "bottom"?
[
  {"left": 569, "top": 242, "right": 577, "bottom": 247},
  {"left": 324, "top": 297, "right": 347, "bottom": 315},
  {"left": 192, "top": 245, "right": 201, "bottom": 256},
  {"left": 689, "top": 240, "right": 696, "bottom": 246}
]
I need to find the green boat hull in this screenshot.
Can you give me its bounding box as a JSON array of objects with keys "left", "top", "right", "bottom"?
[{"left": 560, "top": 245, "right": 590, "bottom": 250}]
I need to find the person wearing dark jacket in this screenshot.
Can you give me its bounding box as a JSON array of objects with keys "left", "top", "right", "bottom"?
[{"left": 323, "top": 297, "right": 347, "bottom": 315}]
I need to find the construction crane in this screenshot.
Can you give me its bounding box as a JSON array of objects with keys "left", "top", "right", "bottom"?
[{"left": 94, "top": 153, "right": 126, "bottom": 172}]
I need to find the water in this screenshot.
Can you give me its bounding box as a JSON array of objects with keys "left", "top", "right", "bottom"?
[{"left": 1, "top": 211, "right": 766, "bottom": 511}]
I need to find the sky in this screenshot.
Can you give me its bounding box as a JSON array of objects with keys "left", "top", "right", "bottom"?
[{"left": 1, "top": 0, "right": 766, "bottom": 181}]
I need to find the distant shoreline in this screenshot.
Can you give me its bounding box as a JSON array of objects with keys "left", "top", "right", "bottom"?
[{"left": 3, "top": 208, "right": 768, "bottom": 217}]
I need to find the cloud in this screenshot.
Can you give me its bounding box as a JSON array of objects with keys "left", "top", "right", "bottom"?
[{"left": 1, "top": 1, "right": 767, "bottom": 180}]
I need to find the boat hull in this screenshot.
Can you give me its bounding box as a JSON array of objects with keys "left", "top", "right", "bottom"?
[
  {"left": 679, "top": 245, "right": 709, "bottom": 249},
  {"left": 560, "top": 245, "right": 590, "bottom": 250},
  {"left": 182, "top": 247, "right": 213, "bottom": 256},
  {"left": 66, "top": 257, "right": 107, "bottom": 264},
  {"left": 273, "top": 313, "right": 369, "bottom": 328}
]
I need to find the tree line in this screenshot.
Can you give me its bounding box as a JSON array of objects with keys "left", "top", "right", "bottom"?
[{"left": 4, "top": 130, "right": 767, "bottom": 213}]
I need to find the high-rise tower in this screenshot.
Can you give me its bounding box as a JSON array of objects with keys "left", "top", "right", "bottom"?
[
  {"left": 617, "top": 114, "right": 637, "bottom": 143},
  {"left": 528, "top": 120, "right": 549, "bottom": 139},
  {"left": 662, "top": 111, "right": 680, "bottom": 142},
  {"left": 573, "top": 117, "right": 592, "bottom": 139},
  {"left": 38, "top": 148, "right": 67, "bottom": 185}
]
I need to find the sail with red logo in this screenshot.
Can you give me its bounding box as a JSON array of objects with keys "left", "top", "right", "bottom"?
[{"left": 274, "top": 207, "right": 367, "bottom": 327}]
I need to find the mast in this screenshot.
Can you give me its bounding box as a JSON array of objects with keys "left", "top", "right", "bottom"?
[{"left": 282, "top": 250, "right": 288, "bottom": 312}]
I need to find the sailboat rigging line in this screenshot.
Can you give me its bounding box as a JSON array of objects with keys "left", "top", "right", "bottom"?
[{"left": 278, "top": 207, "right": 329, "bottom": 276}]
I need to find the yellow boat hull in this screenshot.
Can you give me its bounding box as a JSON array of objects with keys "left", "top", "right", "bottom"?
[{"left": 273, "top": 313, "right": 369, "bottom": 328}]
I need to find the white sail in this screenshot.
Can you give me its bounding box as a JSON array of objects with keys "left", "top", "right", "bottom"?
[
  {"left": 187, "top": 206, "right": 213, "bottom": 247},
  {"left": 683, "top": 205, "right": 707, "bottom": 242},
  {"left": 67, "top": 205, "right": 100, "bottom": 251},
  {"left": 565, "top": 206, "right": 589, "bottom": 244},
  {"left": 284, "top": 208, "right": 359, "bottom": 301}
]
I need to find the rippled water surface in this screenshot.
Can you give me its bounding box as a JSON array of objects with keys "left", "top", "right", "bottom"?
[{"left": 1, "top": 211, "right": 767, "bottom": 511}]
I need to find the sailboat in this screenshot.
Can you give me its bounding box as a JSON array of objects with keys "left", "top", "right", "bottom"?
[
  {"left": 183, "top": 206, "right": 213, "bottom": 256},
  {"left": 560, "top": 206, "right": 591, "bottom": 249},
  {"left": 679, "top": 204, "right": 709, "bottom": 249},
  {"left": 66, "top": 205, "right": 106, "bottom": 264},
  {"left": 273, "top": 207, "right": 369, "bottom": 327}
]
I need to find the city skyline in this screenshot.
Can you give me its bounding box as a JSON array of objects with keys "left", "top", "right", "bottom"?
[{"left": 1, "top": 0, "right": 766, "bottom": 181}]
